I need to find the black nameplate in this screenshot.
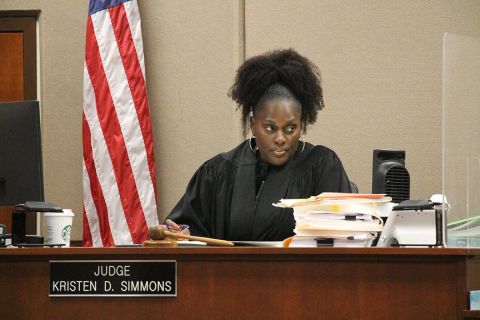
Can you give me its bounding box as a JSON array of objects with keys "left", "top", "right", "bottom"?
[{"left": 49, "top": 260, "right": 176, "bottom": 297}]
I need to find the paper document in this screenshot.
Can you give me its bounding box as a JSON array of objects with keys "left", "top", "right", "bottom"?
[
  {"left": 232, "top": 241, "right": 283, "bottom": 247},
  {"left": 177, "top": 241, "right": 207, "bottom": 247}
]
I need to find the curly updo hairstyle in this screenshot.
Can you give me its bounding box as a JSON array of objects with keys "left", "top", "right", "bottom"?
[{"left": 228, "top": 48, "right": 324, "bottom": 136}]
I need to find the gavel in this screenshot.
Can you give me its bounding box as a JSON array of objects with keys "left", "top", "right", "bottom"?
[{"left": 146, "top": 225, "right": 234, "bottom": 247}]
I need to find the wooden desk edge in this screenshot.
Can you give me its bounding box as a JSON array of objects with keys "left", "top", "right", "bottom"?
[{"left": 0, "top": 246, "right": 478, "bottom": 259}]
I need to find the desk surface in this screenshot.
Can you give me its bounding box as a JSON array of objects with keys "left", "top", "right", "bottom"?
[{"left": 1, "top": 247, "right": 479, "bottom": 320}]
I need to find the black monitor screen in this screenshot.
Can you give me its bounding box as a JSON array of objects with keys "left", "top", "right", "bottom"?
[{"left": 0, "top": 100, "right": 44, "bottom": 205}]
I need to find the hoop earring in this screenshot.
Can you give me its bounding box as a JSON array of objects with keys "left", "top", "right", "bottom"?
[
  {"left": 249, "top": 136, "right": 258, "bottom": 152},
  {"left": 298, "top": 136, "right": 305, "bottom": 153}
]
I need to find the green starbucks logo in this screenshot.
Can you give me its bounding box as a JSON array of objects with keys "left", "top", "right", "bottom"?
[{"left": 62, "top": 225, "right": 72, "bottom": 242}]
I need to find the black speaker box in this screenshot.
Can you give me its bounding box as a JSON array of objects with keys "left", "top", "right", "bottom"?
[{"left": 372, "top": 150, "right": 410, "bottom": 203}]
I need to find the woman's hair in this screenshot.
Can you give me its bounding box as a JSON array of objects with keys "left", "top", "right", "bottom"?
[{"left": 228, "top": 48, "right": 324, "bottom": 136}]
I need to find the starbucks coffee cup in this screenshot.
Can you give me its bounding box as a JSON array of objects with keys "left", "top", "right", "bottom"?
[{"left": 44, "top": 209, "right": 74, "bottom": 247}]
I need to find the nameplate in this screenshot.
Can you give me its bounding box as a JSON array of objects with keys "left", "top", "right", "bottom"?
[{"left": 49, "top": 260, "right": 176, "bottom": 297}]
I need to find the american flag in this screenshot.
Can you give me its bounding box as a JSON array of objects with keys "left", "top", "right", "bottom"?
[{"left": 82, "top": 0, "right": 158, "bottom": 246}]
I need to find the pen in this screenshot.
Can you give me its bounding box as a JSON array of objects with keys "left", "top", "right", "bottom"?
[{"left": 162, "top": 224, "right": 189, "bottom": 232}]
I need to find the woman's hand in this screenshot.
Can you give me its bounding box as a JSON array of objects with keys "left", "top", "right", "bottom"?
[{"left": 164, "top": 219, "right": 191, "bottom": 238}]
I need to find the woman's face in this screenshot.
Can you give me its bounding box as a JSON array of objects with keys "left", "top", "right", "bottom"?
[{"left": 251, "top": 99, "right": 302, "bottom": 166}]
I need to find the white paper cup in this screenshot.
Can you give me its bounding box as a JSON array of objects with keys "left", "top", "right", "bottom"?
[{"left": 44, "top": 209, "right": 74, "bottom": 247}]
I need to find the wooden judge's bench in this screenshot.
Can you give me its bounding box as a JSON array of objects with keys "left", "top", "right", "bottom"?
[{"left": 0, "top": 247, "right": 479, "bottom": 320}]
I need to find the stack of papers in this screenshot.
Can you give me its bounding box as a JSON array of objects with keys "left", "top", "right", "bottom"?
[{"left": 275, "top": 193, "right": 395, "bottom": 247}]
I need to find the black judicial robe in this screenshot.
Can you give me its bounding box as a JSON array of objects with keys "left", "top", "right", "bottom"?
[{"left": 166, "top": 140, "right": 352, "bottom": 241}]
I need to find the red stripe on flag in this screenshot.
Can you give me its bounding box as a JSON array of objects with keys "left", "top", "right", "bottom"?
[
  {"left": 82, "top": 113, "right": 115, "bottom": 247},
  {"left": 108, "top": 4, "right": 158, "bottom": 199},
  {"left": 85, "top": 16, "right": 148, "bottom": 243},
  {"left": 83, "top": 206, "right": 93, "bottom": 247}
]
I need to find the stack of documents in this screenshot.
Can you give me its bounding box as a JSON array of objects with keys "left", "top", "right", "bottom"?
[{"left": 275, "top": 193, "right": 394, "bottom": 247}]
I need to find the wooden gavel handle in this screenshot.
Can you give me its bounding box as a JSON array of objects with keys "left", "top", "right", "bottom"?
[{"left": 163, "top": 230, "right": 234, "bottom": 247}]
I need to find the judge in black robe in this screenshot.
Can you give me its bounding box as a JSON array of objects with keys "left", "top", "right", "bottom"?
[
  {"left": 167, "top": 139, "right": 351, "bottom": 241},
  {"left": 166, "top": 48, "right": 352, "bottom": 241}
]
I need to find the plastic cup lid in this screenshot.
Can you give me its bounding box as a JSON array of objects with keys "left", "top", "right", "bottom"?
[{"left": 44, "top": 209, "right": 74, "bottom": 217}]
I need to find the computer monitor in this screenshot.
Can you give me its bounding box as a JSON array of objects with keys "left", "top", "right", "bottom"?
[{"left": 0, "top": 100, "right": 44, "bottom": 205}]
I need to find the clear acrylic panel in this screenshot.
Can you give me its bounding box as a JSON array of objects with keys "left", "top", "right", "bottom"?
[{"left": 443, "top": 33, "right": 480, "bottom": 247}]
